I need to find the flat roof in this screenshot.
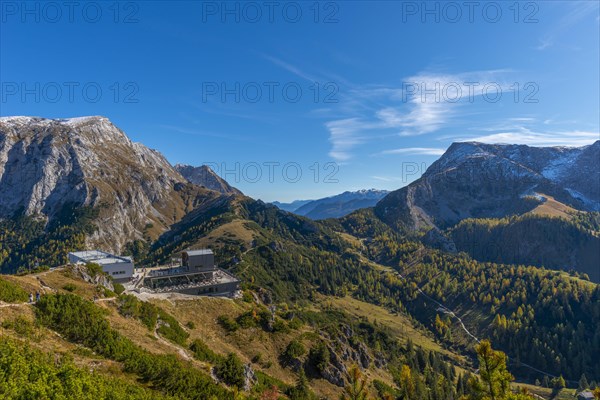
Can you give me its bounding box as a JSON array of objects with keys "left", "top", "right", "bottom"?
[
  {"left": 145, "top": 268, "right": 239, "bottom": 292},
  {"left": 69, "top": 250, "right": 132, "bottom": 265},
  {"left": 183, "top": 249, "right": 213, "bottom": 256}
]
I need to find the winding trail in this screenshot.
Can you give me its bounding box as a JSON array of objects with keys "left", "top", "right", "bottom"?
[
  {"left": 387, "top": 261, "right": 480, "bottom": 343},
  {"left": 150, "top": 322, "right": 215, "bottom": 379},
  {"left": 153, "top": 327, "right": 193, "bottom": 361},
  {"left": 0, "top": 302, "right": 30, "bottom": 308}
]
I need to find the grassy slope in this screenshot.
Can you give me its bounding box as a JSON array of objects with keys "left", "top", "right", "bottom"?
[
  {"left": 526, "top": 194, "right": 578, "bottom": 219},
  {"left": 0, "top": 269, "right": 381, "bottom": 399},
  {"left": 1, "top": 268, "right": 582, "bottom": 399}
]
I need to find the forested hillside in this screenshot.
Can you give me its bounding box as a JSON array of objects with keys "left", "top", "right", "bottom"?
[
  {"left": 335, "top": 210, "right": 600, "bottom": 384},
  {"left": 450, "top": 213, "right": 600, "bottom": 282},
  {"left": 1, "top": 118, "right": 598, "bottom": 398}
]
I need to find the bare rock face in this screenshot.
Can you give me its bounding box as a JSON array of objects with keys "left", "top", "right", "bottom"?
[
  {"left": 0, "top": 116, "right": 216, "bottom": 253},
  {"left": 175, "top": 164, "right": 242, "bottom": 195},
  {"left": 68, "top": 264, "right": 114, "bottom": 291},
  {"left": 321, "top": 365, "right": 346, "bottom": 387},
  {"left": 243, "top": 364, "right": 257, "bottom": 391}
]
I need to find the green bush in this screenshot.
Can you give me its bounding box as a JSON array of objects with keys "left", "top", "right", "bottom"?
[
  {"left": 139, "top": 302, "right": 159, "bottom": 330},
  {"left": 1, "top": 316, "right": 37, "bottom": 338},
  {"left": 0, "top": 337, "right": 171, "bottom": 400},
  {"left": 308, "top": 341, "right": 330, "bottom": 374},
  {"left": 190, "top": 339, "right": 222, "bottom": 364},
  {"left": 0, "top": 277, "right": 29, "bottom": 303},
  {"left": 186, "top": 321, "right": 196, "bottom": 329},
  {"left": 117, "top": 294, "right": 158, "bottom": 330},
  {"left": 215, "top": 353, "right": 246, "bottom": 389},
  {"left": 156, "top": 309, "right": 189, "bottom": 346},
  {"left": 254, "top": 370, "right": 290, "bottom": 395},
  {"left": 237, "top": 312, "right": 258, "bottom": 329},
  {"left": 288, "top": 318, "right": 303, "bottom": 330},
  {"left": 218, "top": 315, "right": 239, "bottom": 332},
  {"left": 242, "top": 291, "right": 254, "bottom": 303},
  {"left": 283, "top": 339, "right": 306, "bottom": 361},
  {"left": 118, "top": 294, "right": 140, "bottom": 317},
  {"left": 85, "top": 262, "right": 104, "bottom": 277},
  {"left": 117, "top": 293, "right": 187, "bottom": 345},
  {"left": 113, "top": 283, "right": 125, "bottom": 295},
  {"left": 62, "top": 283, "right": 77, "bottom": 292},
  {"left": 272, "top": 318, "right": 290, "bottom": 333}
]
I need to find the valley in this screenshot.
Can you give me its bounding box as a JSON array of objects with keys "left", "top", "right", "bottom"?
[{"left": 0, "top": 117, "right": 599, "bottom": 400}]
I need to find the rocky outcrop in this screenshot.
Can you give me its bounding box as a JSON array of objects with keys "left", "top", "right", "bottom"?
[
  {"left": 321, "top": 364, "right": 346, "bottom": 387},
  {"left": 243, "top": 364, "right": 256, "bottom": 391},
  {"left": 68, "top": 264, "right": 114, "bottom": 291},
  {"left": 316, "top": 324, "right": 384, "bottom": 387},
  {"left": 176, "top": 164, "right": 242, "bottom": 195}
]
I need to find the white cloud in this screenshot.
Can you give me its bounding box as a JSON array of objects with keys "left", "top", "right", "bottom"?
[
  {"left": 325, "top": 69, "right": 513, "bottom": 161},
  {"left": 380, "top": 147, "right": 446, "bottom": 156},
  {"left": 326, "top": 118, "right": 369, "bottom": 161},
  {"left": 461, "top": 128, "right": 599, "bottom": 147}
]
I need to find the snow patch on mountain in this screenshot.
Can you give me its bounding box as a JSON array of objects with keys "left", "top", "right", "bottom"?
[{"left": 540, "top": 150, "right": 582, "bottom": 181}]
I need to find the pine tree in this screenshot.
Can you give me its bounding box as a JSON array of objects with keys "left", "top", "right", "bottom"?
[
  {"left": 340, "top": 365, "right": 369, "bottom": 400},
  {"left": 398, "top": 364, "right": 415, "bottom": 400},
  {"left": 580, "top": 373, "right": 590, "bottom": 390},
  {"left": 542, "top": 376, "right": 550, "bottom": 388},
  {"left": 468, "top": 340, "right": 513, "bottom": 400}
]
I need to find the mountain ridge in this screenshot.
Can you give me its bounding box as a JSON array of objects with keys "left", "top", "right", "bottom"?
[
  {"left": 272, "top": 189, "right": 389, "bottom": 220},
  {"left": 175, "top": 164, "right": 243, "bottom": 195},
  {"left": 376, "top": 140, "right": 600, "bottom": 232},
  {"left": 0, "top": 116, "right": 224, "bottom": 254}
]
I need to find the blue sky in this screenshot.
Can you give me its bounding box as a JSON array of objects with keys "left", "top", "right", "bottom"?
[{"left": 1, "top": 1, "right": 599, "bottom": 202}]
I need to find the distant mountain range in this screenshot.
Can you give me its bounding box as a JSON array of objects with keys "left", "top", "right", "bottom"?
[
  {"left": 272, "top": 189, "right": 389, "bottom": 220},
  {"left": 270, "top": 199, "right": 312, "bottom": 213}
]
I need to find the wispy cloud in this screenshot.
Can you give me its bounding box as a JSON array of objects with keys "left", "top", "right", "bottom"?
[
  {"left": 261, "top": 54, "right": 320, "bottom": 83},
  {"left": 371, "top": 175, "right": 404, "bottom": 182},
  {"left": 536, "top": 1, "right": 599, "bottom": 50},
  {"left": 325, "top": 69, "right": 513, "bottom": 161},
  {"left": 158, "top": 124, "right": 249, "bottom": 142},
  {"left": 459, "top": 128, "right": 598, "bottom": 147},
  {"left": 326, "top": 118, "right": 376, "bottom": 161},
  {"left": 380, "top": 147, "right": 446, "bottom": 156}
]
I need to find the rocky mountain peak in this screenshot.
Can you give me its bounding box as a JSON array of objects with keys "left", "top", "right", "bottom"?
[
  {"left": 175, "top": 164, "right": 242, "bottom": 195},
  {"left": 0, "top": 116, "right": 215, "bottom": 253},
  {"left": 376, "top": 140, "right": 600, "bottom": 231}
]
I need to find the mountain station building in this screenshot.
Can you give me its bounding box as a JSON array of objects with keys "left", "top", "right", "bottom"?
[
  {"left": 68, "top": 250, "right": 134, "bottom": 282},
  {"left": 142, "top": 249, "right": 240, "bottom": 297}
]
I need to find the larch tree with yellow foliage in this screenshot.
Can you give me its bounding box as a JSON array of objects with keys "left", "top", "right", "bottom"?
[
  {"left": 466, "top": 340, "right": 534, "bottom": 400},
  {"left": 340, "top": 365, "right": 370, "bottom": 400}
]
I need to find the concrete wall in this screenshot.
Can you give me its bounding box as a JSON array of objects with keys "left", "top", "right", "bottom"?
[
  {"left": 183, "top": 252, "right": 215, "bottom": 270},
  {"left": 102, "top": 262, "right": 134, "bottom": 282},
  {"left": 172, "top": 281, "right": 239, "bottom": 297}
]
